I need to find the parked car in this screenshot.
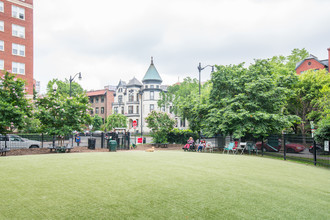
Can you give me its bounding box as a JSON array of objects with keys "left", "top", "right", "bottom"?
[
  {"left": 256, "top": 141, "right": 305, "bottom": 153},
  {"left": 92, "top": 130, "right": 103, "bottom": 137},
  {"left": 0, "top": 135, "right": 41, "bottom": 149},
  {"left": 309, "top": 144, "right": 324, "bottom": 155}
]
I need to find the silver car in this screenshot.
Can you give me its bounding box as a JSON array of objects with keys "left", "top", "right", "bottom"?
[{"left": 0, "top": 135, "right": 41, "bottom": 149}]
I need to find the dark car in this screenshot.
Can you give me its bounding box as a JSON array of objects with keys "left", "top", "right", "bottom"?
[
  {"left": 256, "top": 141, "right": 305, "bottom": 153},
  {"left": 92, "top": 130, "right": 103, "bottom": 137},
  {"left": 309, "top": 144, "right": 324, "bottom": 154}
]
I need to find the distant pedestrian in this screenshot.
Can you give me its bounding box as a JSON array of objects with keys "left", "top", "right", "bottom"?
[{"left": 75, "top": 134, "right": 81, "bottom": 146}]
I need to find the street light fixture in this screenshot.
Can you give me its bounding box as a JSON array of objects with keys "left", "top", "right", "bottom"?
[
  {"left": 69, "top": 72, "right": 82, "bottom": 97},
  {"left": 197, "top": 62, "right": 214, "bottom": 142},
  {"left": 52, "top": 82, "right": 58, "bottom": 147},
  {"left": 197, "top": 62, "right": 214, "bottom": 96}
]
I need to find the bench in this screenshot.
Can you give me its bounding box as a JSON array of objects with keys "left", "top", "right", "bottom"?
[
  {"left": 0, "top": 148, "right": 10, "bottom": 156},
  {"left": 48, "top": 144, "right": 73, "bottom": 153}
]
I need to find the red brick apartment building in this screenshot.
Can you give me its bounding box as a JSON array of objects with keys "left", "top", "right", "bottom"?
[
  {"left": 296, "top": 48, "right": 330, "bottom": 75},
  {"left": 87, "top": 89, "right": 115, "bottom": 124},
  {"left": 0, "top": 0, "right": 33, "bottom": 97}
]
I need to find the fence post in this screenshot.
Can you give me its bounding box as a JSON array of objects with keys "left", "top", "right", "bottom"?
[
  {"left": 283, "top": 138, "right": 286, "bottom": 161},
  {"left": 41, "top": 133, "right": 44, "bottom": 148},
  {"left": 313, "top": 140, "right": 317, "bottom": 166},
  {"left": 52, "top": 135, "right": 55, "bottom": 147},
  {"left": 261, "top": 139, "right": 264, "bottom": 156},
  {"left": 101, "top": 132, "right": 104, "bottom": 149}
]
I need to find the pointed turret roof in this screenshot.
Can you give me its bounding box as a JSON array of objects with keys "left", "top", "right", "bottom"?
[
  {"left": 127, "top": 77, "right": 143, "bottom": 87},
  {"left": 117, "top": 79, "right": 126, "bottom": 88},
  {"left": 142, "top": 57, "right": 162, "bottom": 83}
]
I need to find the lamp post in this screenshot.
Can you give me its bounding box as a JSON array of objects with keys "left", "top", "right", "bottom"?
[
  {"left": 69, "top": 72, "right": 82, "bottom": 97},
  {"left": 52, "top": 82, "right": 58, "bottom": 147},
  {"left": 197, "top": 62, "right": 214, "bottom": 96},
  {"left": 197, "top": 62, "right": 214, "bottom": 142},
  {"left": 138, "top": 90, "right": 143, "bottom": 139}
]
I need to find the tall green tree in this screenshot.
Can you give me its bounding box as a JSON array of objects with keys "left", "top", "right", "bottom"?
[
  {"left": 145, "top": 111, "right": 176, "bottom": 143},
  {"left": 92, "top": 115, "right": 103, "bottom": 131},
  {"left": 206, "top": 60, "right": 299, "bottom": 139},
  {"left": 0, "top": 71, "right": 33, "bottom": 134},
  {"left": 158, "top": 77, "right": 211, "bottom": 133},
  {"left": 35, "top": 82, "right": 91, "bottom": 141},
  {"left": 47, "top": 79, "right": 84, "bottom": 97},
  {"left": 105, "top": 113, "right": 127, "bottom": 131},
  {"left": 289, "top": 69, "right": 330, "bottom": 135}
]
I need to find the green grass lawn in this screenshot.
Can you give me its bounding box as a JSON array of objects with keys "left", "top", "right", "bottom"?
[{"left": 0, "top": 151, "right": 329, "bottom": 219}]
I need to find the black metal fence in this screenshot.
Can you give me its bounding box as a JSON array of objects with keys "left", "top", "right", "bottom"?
[
  {"left": 0, "top": 132, "right": 131, "bottom": 150},
  {"left": 255, "top": 134, "right": 329, "bottom": 168}
]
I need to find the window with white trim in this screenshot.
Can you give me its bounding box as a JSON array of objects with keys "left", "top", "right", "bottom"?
[
  {"left": 150, "top": 104, "right": 154, "bottom": 112},
  {"left": 0, "top": 21, "right": 4, "bottom": 32},
  {"left": 150, "top": 91, "right": 154, "bottom": 100},
  {"left": 0, "top": 60, "right": 4, "bottom": 70},
  {"left": 0, "top": 2, "right": 4, "bottom": 13},
  {"left": 12, "top": 24, "right": 25, "bottom": 38},
  {"left": 128, "top": 106, "right": 133, "bottom": 114},
  {"left": 12, "top": 43, "right": 25, "bottom": 56},
  {"left": 0, "top": 40, "right": 4, "bottom": 51},
  {"left": 12, "top": 62, "right": 25, "bottom": 75},
  {"left": 12, "top": 5, "right": 25, "bottom": 20}
]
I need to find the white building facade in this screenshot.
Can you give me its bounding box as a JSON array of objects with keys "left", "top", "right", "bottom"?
[{"left": 112, "top": 58, "right": 187, "bottom": 133}]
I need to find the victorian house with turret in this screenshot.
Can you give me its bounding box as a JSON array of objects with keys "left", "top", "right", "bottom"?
[{"left": 112, "top": 58, "right": 187, "bottom": 133}]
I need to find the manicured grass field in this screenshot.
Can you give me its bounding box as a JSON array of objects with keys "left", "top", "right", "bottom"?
[{"left": 0, "top": 151, "right": 329, "bottom": 219}]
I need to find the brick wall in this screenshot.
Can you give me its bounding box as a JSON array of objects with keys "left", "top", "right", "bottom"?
[
  {"left": 0, "top": 0, "right": 34, "bottom": 95},
  {"left": 296, "top": 59, "right": 326, "bottom": 75}
]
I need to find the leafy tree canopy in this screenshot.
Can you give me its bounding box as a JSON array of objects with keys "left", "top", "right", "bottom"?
[
  {"left": 145, "top": 111, "right": 176, "bottom": 143},
  {"left": 46, "top": 79, "right": 84, "bottom": 97},
  {"left": 206, "top": 59, "right": 300, "bottom": 139},
  {"left": 0, "top": 71, "right": 33, "bottom": 134},
  {"left": 92, "top": 115, "right": 103, "bottom": 131},
  {"left": 105, "top": 113, "right": 127, "bottom": 131},
  {"left": 289, "top": 69, "right": 330, "bottom": 134},
  {"left": 35, "top": 84, "right": 91, "bottom": 136}
]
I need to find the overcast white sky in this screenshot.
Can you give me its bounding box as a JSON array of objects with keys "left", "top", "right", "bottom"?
[{"left": 34, "top": 0, "right": 330, "bottom": 93}]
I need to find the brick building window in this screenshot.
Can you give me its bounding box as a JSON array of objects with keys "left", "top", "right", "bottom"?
[
  {"left": 0, "top": 60, "right": 4, "bottom": 70},
  {"left": 90, "top": 109, "right": 93, "bottom": 114},
  {"left": 95, "top": 107, "right": 99, "bottom": 114},
  {"left": 12, "top": 24, "right": 25, "bottom": 38},
  {"left": 95, "top": 97, "right": 99, "bottom": 103},
  {"left": 0, "top": 40, "right": 3, "bottom": 51},
  {"left": 0, "top": 21, "right": 4, "bottom": 32},
  {"left": 0, "top": 2, "right": 3, "bottom": 13},
  {"left": 12, "top": 43, "right": 25, "bottom": 56},
  {"left": 12, "top": 62, "right": 25, "bottom": 75},
  {"left": 12, "top": 5, "right": 25, "bottom": 20},
  {"left": 101, "top": 96, "right": 104, "bottom": 103},
  {"left": 90, "top": 97, "right": 94, "bottom": 103},
  {"left": 101, "top": 107, "right": 104, "bottom": 114}
]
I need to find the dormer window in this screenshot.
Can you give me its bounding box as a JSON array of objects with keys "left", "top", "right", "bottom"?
[
  {"left": 150, "top": 85, "right": 154, "bottom": 89},
  {"left": 145, "top": 85, "right": 148, "bottom": 89}
]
